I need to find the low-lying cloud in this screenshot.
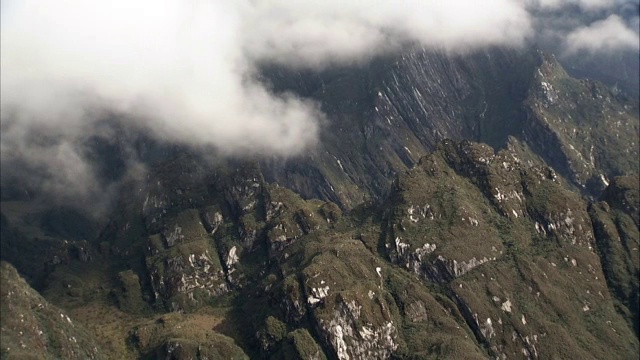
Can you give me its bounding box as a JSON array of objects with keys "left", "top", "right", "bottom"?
[
  {"left": 1, "top": 0, "right": 322, "bottom": 157},
  {"left": 1, "top": 0, "right": 535, "bottom": 155},
  {"left": 242, "top": 0, "right": 532, "bottom": 68},
  {"left": 564, "top": 14, "right": 640, "bottom": 54}
]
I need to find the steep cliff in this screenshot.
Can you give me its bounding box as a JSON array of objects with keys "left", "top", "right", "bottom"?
[{"left": 262, "top": 48, "right": 638, "bottom": 207}]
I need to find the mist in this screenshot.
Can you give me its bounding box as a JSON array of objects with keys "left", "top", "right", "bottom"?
[
  {"left": 1, "top": 0, "right": 638, "bottom": 207},
  {"left": 564, "top": 14, "right": 639, "bottom": 54}
]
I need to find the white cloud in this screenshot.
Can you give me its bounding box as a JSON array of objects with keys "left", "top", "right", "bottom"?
[
  {"left": 1, "top": 0, "right": 534, "bottom": 157},
  {"left": 1, "top": 0, "right": 321, "bottom": 157},
  {"left": 242, "top": 0, "right": 533, "bottom": 68},
  {"left": 564, "top": 15, "right": 640, "bottom": 54}
]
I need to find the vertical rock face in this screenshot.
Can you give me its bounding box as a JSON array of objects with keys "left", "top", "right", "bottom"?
[
  {"left": 261, "top": 47, "right": 637, "bottom": 209},
  {"left": 261, "top": 47, "right": 541, "bottom": 207}
]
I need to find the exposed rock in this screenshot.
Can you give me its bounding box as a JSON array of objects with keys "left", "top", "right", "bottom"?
[
  {"left": 319, "top": 298, "right": 398, "bottom": 360},
  {"left": 145, "top": 210, "right": 228, "bottom": 311}
]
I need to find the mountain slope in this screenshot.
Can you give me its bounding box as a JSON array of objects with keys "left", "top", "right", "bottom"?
[
  {"left": 261, "top": 48, "right": 638, "bottom": 208},
  {"left": 3, "top": 139, "right": 638, "bottom": 359}
]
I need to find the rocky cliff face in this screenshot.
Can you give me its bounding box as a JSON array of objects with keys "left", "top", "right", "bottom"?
[
  {"left": 1, "top": 45, "right": 638, "bottom": 359},
  {"left": 262, "top": 48, "right": 637, "bottom": 208},
  {"left": 261, "top": 47, "right": 539, "bottom": 208}
]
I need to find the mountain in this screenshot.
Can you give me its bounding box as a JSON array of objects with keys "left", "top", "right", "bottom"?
[
  {"left": 260, "top": 47, "right": 637, "bottom": 207},
  {"left": 1, "top": 46, "right": 638, "bottom": 359}
]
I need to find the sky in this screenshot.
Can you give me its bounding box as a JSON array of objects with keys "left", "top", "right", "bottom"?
[{"left": 1, "top": 0, "right": 638, "bottom": 206}]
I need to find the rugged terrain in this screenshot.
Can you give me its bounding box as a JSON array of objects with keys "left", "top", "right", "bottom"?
[{"left": 1, "top": 47, "right": 638, "bottom": 359}]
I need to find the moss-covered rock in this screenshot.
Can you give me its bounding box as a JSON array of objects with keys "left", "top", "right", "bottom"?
[
  {"left": 145, "top": 210, "right": 228, "bottom": 312},
  {"left": 129, "top": 313, "right": 248, "bottom": 359},
  {"left": 0, "top": 262, "right": 105, "bottom": 359}
]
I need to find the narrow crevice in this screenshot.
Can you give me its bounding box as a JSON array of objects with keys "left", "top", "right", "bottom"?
[{"left": 198, "top": 209, "right": 234, "bottom": 291}]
